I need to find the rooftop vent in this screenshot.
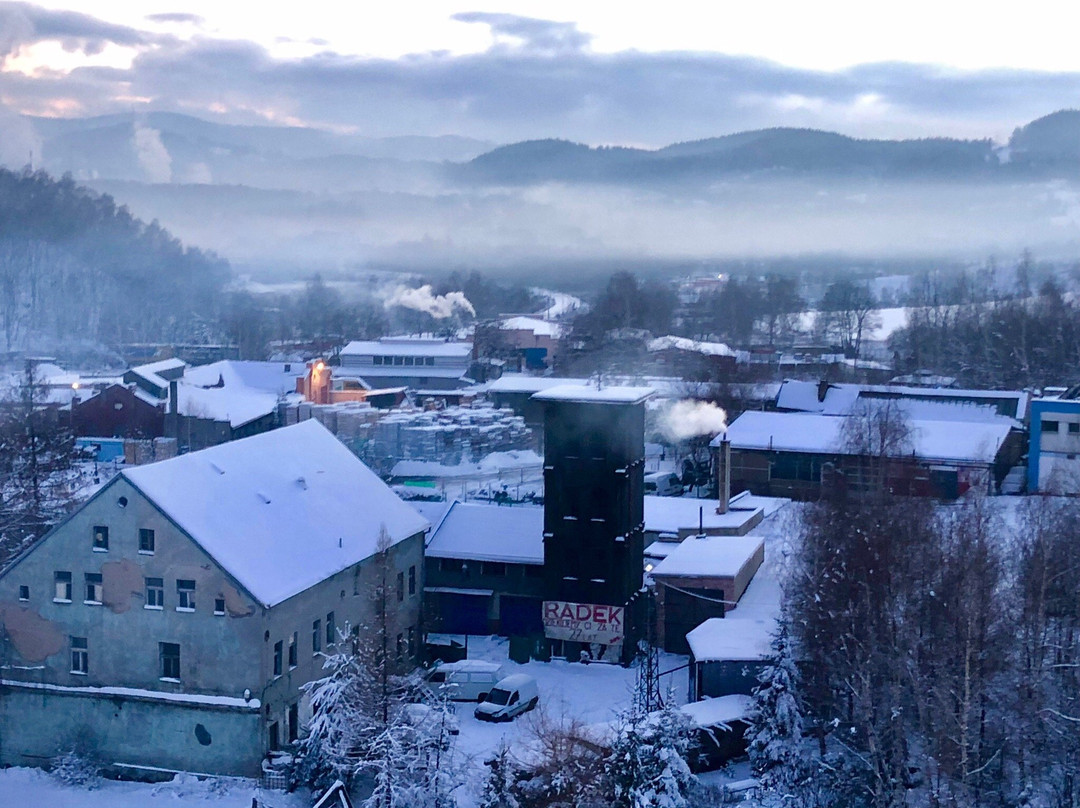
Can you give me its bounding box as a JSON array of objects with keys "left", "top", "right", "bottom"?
[
  {"left": 209, "top": 461, "right": 225, "bottom": 475},
  {"left": 257, "top": 492, "right": 271, "bottom": 504}
]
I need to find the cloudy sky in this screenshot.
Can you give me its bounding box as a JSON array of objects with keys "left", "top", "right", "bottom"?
[{"left": 2, "top": 1, "right": 1080, "bottom": 146}]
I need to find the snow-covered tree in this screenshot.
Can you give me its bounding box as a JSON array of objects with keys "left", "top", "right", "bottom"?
[
  {"left": 608, "top": 699, "right": 696, "bottom": 808},
  {"left": 746, "top": 618, "right": 806, "bottom": 789},
  {"left": 479, "top": 744, "right": 521, "bottom": 808},
  {"left": 291, "top": 639, "right": 375, "bottom": 791}
]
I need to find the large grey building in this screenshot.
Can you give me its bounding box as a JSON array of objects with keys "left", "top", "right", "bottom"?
[{"left": 0, "top": 420, "right": 428, "bottom": 777}]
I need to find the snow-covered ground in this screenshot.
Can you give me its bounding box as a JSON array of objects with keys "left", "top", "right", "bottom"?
[
  {"left": 531, "top": 288, "right": 583, "bottom": 319},
  {"left": 422, "top": 635, "right": 690, "bottom": 806},
  {"left": 0, "top": 768, "right": 311, "bottom": 808}
]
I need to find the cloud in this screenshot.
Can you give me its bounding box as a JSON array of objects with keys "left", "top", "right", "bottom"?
[
  {"left": 1, "top": 4, "right": 1079, "bottom": 145},
  {"left": 452, "top": 12, "right": 591, "bottom": 55},
  {"left": 145, "top": 13, "right": 204, "bottom": 26},
  {"left": 0, "top": 2, "right": 155, "bottom": 58}
]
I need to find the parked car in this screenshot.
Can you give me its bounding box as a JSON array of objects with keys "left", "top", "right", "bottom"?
[
  {"left": 474, "top": 674, "right": 539, "bottom": 722},
  {"left": 644, "top": 471, "right": 683, "bottom": 496},
  {"left": 425, "top": 659, "right": 506, "bottom": 702}
]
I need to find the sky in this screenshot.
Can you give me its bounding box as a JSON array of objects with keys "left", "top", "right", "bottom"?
[{"left": 2, "top": 1, "right": 1080, "bottom": 145}]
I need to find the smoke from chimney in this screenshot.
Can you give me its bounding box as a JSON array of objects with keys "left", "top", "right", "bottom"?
[
  {"left": 384, "top": 284, "right": 475, "bottom": 319},
  {"left": 659, "top": 399, "right": 728, "bottom": 443}
]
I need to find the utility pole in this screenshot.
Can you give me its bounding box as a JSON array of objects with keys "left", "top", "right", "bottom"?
[{"left": 633, "top": 589, "right": 663, "bottom": 715}]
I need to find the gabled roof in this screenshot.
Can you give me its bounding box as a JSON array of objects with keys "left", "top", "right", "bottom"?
[
  {"left": 716, "top": 410, "right": 1013, "bottom": 465},
  {"left": 183, "top": 360, "right": 302, "bottom": 396},
  {"left": 122, "top": 420, "right": 429, "bottom": 607},
  {"left": 776, "top": 379, "right": 1029, "bottom": 421}
]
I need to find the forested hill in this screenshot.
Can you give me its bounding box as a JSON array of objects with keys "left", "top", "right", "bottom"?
[
  {"left": 454, "top": 128, "right": 999, "bottom": 186},
  {"left": 0, "top": 168, "right": 230, "bottom": 358}
]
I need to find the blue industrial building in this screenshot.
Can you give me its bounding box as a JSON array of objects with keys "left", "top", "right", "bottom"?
[{"left": 1028, "top": 393, "right": 1080, "bottom": 493}]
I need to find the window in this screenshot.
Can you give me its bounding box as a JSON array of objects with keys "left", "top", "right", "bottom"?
[
  {"left": 288, "top": 632, "right": 298, "bottom": 669},
  {"left": 176, "top": 579, "right": 195, "bottom": 611},
  {"left": 404, "top": 356, "right": 414, "bottom": 366},
  {"left": 312, "top": 619, "right": 322, "bottom": 654},
  {"left": 145, "top": 577, "right": 164, "bottom": 609},
  {"left": 54, "top": 571, "right": 72, "bottom": 602},
  {"left": 373, "top": 355, "right": 383, "bottom": 365},
  {"left": 1070, "top": 423, "right": 1080, "bottom": 435},
  {"left": 214, "top": 597, "right": 226, "bottom": 616},
  {"left": 1042, "top": 419, "right": 1061, "bottom": 433},
  {"left": 425, "top": 357, "right": 435, "bottom": 366},
  {"left": 268, "top": 722, "right": 280, "bottom": 752},
  {"left": 273, "top": 641, "right": 283, "bottom": 677},
  {"left": 396, "top": 571, "right": 404, "bottom": 602},
  {"left": 326, "top": 612, "right": 336, "bottom": 646},
  {"left": 159, "top": 642, "right": 181, "bottom": 681},
  {"left": 138, "top": 528, "right": 155, "bottom": 554},
  {"left": 18, "top": 585, "right": 29, "bottom": 601},
  {"left": 287, "top": 703, "right": 299, "bottom": 743},
  {"left": 407, "top": 626, "right": 416, "bottom": 658},
  {"left": 481, "top": 561, "right": 506, "bottom": 577},
  {"left": 92, "top": 525, "right": 109, "bottom": 551},
  {"left": 396, "top": 632, "right": 405, "bottom": 660},
  {"left": 439, "top": 558, "right": 465, "bottom": 574},
  {"left": 393, "top": 356, "right": 404, "bottom": 366},
  {"left": 84, "top": 573, "right": 103, "bottom": 604},
  {"left": 408, "top": 565, "right": 416, "bottom": 596},
  {"left": 70, "top": 636, "right": 88, "bottom": 675}
]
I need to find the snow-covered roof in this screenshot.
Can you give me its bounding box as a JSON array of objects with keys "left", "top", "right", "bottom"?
[
  {"left": 183, "top": 361, "right": 302, "bottom": 396},
  {"left": 648, "top": 335, "right": 736, "bottom": 358},
  {"left": 341, "top": 339, "right": 473, "bottom": 359},
  {"left": 424, "top": 501, "right": 544, "bottom": 564},
  {"left": 127, "top": 358, "right": 187, "bottom": 389},
  {"left": 651, "top": 534, "right": 764, "bottom": 579},
  {"left": 175, "top": 384, "right": 280, "bottom": 428},
  {"left": 680, "top": 694, "right": 754, "bottom": 727},
  {"left": 643, "top": 493, "right": 764, "bottom": 535},
  {"left": 686, "top": 617, "right": 774, "bottom": 662},
  {"left": 122, "top": 420, "right": 429, "bottom": 607},
  {"left": 487, "top": 375, "right": 587, "bottom": 394},
  {"left": 500, "top": 317, "right": 564, "bottom": 338},
  {"left": 717, "top": 410, "right": 1012, "bottom": 465},
  {"left": 776, "top": 379, "right": 1029, "bottom": 421},
  {"left": 531, "top": 384, "right": 655, "bottom": 405}
]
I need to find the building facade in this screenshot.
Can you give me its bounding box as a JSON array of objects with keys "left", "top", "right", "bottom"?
[{"left": 0, "top": 421, "right": 427, "bottom": 777}]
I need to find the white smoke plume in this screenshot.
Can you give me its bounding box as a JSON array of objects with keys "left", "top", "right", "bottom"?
[
  {"left": 0, "top": 102, "right": 41, "bottom": 169},
  {"left": 132, "top": 123, "right": 172, "bottom": 183},
  {"left": 384, "top": 284, "right": 475, "bottom": 318},
  {"left": 660, "top": 399, "right": 728, "bottom": 442}
]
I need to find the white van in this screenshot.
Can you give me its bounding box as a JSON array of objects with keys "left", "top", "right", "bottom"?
[
  {"left": 425, "top": 660, "right": 506, "bottom": 702},
  {"left": 644, "top": 471, "right": 683, "bottom": 497},
  {"left": 474, "top": 674, "right": 540, "bottom": 722}
]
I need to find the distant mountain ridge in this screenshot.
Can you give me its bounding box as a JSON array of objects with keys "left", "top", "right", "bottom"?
[
  {"left": 458, "top": 112, "right": 1080, "bottom": 185},
  {"left": 22, "top": 109, "right": 1080, "bottom": 190},
  {"left": 459, "top": 129, "right": 1000, "bottom": 185}
]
